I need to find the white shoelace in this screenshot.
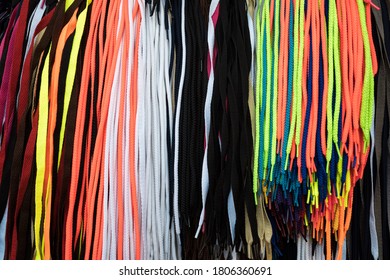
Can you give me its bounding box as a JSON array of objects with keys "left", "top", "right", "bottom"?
[
  {"left": 160, "top": 0, "right": 172, "bottom": 259},
  {"left": 123, "top": 0, "right": 135, "bottom": 260},
  {"left": 369, "top": 102, "right": 379, "bottom": 259},
  {"left": 144, "top": 4, "right": 152, "bottom": 259},
  {"left": 136, "top": 0, "right": 147, "bottom": 259},
  {"left": 155, "top": 3, "right": 170, "bottom": 259}
]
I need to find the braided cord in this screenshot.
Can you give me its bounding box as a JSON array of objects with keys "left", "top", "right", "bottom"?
[
  {"left": 285, "top": 0, "right": 299, "bottom": 169},
  {"left": 282, "top": 0, "right": 294, "bottom": 172},
  {"left": 253, "top": 1, "right": 262, "bottom": 203},
  {"left": 295, "top": 0, "right": 304, "bottom": 157},
  {"left": 259, "top": 1, "right": 267, "bottom": 183},
  {"left": 326, "top": 0, "right": 335, "bottom": 172},
  {"left": 332, "top": 0, "right": 341, "bottom": 158},
  {"left": 357, "top": 0, "right": 374, "bottom": 151},
  {"left": 270, "top": 0, "right": 280, "bottom": 181}
]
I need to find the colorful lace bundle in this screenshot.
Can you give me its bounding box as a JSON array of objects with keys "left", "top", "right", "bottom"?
[
  {"left": 0, "top": 0, "right": 388, "bottom": 260},
  {"left": 252, "top": 0, "right": 377, "bottom": 260}
]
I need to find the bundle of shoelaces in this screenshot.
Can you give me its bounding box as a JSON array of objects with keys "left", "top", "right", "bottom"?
[{"left": 0, "top": 0, "right": 389, "bottom": 260}]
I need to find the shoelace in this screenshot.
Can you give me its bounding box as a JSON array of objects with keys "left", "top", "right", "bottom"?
[
  {"left": 122, "top": 0, "right": 134, "bottom": 260},
  {"left": 358, "top": 0, "right": 375, "bottom": 151},
  {"left": 270, "top": 0, "right": 280, "bottom": 181},
  {"left": 131, "top": 0, "right": 142, "bottom": 260},
  {"left": 135, "top": 0, "right": 146, "bottom": 259},
  {"left": 173, "top": 0, "right": 186, "bottom": 242}
]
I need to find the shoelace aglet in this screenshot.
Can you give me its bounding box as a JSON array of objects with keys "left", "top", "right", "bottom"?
[{"left": 364, "top": 0, "right": 380, "bottom": 11}]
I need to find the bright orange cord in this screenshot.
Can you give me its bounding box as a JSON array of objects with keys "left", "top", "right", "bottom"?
[
  {"left": 320, "top": 0, "right": 329, "bottom": 157},
  {"left": 64, "top": 0, "right": 101, "bottom": 259},
  {"left": 309, "top": 0, "right": 319, "bottom": 176},
  {"left": 130, "top": 1, "right": 141, "bottom": 260}
]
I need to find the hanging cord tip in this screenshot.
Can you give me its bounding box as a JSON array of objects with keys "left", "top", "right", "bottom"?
[{"left": 364, "top": 0, "right": 380, "bottom": 11}]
